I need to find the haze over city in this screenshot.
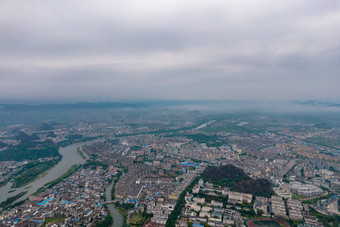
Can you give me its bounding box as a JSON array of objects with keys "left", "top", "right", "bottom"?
[{"left": 1, "top": 0, "right": 340, "bottom": 102}]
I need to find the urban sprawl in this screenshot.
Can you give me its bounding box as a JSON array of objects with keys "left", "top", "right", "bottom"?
[{"left": 0, "top": 110, "right": 340, "bottom": 227}]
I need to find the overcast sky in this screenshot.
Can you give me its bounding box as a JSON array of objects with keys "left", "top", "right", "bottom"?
[{"left": 0, "top": 0, "right": 339, "bottom": 102}]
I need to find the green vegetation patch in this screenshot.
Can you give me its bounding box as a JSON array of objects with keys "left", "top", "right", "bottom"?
[
  {"left": 203, "top": 122, "right": 261, "bottom": 134},
  {"left": 129, "top": 212, "right": 152, "bottom": 226},
  {"left": 83, "top": 160, "right": 109, "bottom": 169},
  {"left": 115, "top": 203, "right": 135, "bottom": 217},
  {"left": 57, "top": 135, "right": 96, "bottom": 147},
  {"left": 111, "top": 170, "right": 123, "bottom": 200},
  {"left": 12, "top": 159, "right": 60, "bottom": 188},
  {"left": 0, "top": 132, "right": 59, "bottom": 161},
  {"left": 42, "top": 214, "right": 66, "bottom": 227},
  {"left": 166, "top": 177, "right": 199, "bottom": 227},
  {"left": 0, "top": 191, "right": 27, "bottom": 210},
  {"left": 307, "top": 137, "right": 340, "bottom": 148},
  {"left": 114, "top": 202, "right": 135, "bottom": 226},
  {"left": 202, "top": 165, "right": 273, "bottom": 197}
]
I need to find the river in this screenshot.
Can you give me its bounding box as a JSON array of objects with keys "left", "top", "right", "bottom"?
[
  {"left": 105, "top": 181, "right": 124, "bottom": 227},
  {"left": 0, "top": 141, "right": 92, "bottom": 203},
  {"left": 0, "top": 139, "right": 124, "bottom": 227},
  {"left": 195, "top": 120, "right": 216, "bottom": 129}
]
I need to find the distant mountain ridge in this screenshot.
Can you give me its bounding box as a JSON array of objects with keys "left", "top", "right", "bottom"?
[
  {"left": 0, "top": 102, "right": 147, "bottom": 110},
  {"left": 292, "top": 100, "right": 340, "bottom": 107},
  {"left": 1, "top": 100, "right": 339, "bottom": 111}
]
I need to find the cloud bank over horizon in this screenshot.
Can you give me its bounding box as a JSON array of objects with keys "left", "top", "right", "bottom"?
[{"left": 0, "top": 0, "right": 339, "bottom": 102}]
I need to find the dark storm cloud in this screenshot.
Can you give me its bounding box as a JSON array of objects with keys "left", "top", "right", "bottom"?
[{"left": 0, "top": 0, "right": 339, "bottom": 101}]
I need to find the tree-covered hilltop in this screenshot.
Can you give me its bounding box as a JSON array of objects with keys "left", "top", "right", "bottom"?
[
  {"left": 202, "top": 164, "right": 272, "bottom": 197},
  {"left": 0, "top": 131, "right": 60, "bottom": 161}
]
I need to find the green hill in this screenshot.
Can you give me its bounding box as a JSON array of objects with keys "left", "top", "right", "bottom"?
[{"left": 202, "top": 164, "right": 272, "bottom": 197}]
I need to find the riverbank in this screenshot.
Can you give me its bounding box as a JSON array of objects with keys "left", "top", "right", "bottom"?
[
  {"left": 11, "top": 158, "right": 61, "bottom": 188},
  {"left": 77, "top": 147, "right": 86, "bottom": 159},
  {"left": 0, "top": 139, "right": 101, "bottom": 206},
  {"left": 0, "top": 191, "right": 27, "bottom": 211},
  {"left": 105, "top": 179, "right": 124, "bottom": 227},
  {"left": 1, "top": 160, "right": 118, "bottom": 225},
  {"left": 34, "top": 164, "right": 82, "bottom": 195},
  {"left": 57, "top": 136, "right": 98, "bottom": 147},
  {"left": 113, "top": 202, "right": 133, "bottom": 226}
]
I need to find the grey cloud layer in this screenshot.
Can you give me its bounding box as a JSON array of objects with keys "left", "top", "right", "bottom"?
[{"left": 0, "top": 0, "right": 339, "bottom": 101}]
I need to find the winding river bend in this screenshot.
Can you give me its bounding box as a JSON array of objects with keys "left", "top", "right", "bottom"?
[
  {"left": 0, "top": 140, "right": 123, "bottom": 227},
  {"left": 0, "top": 141, "right": 89, "bottom": 203}
]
